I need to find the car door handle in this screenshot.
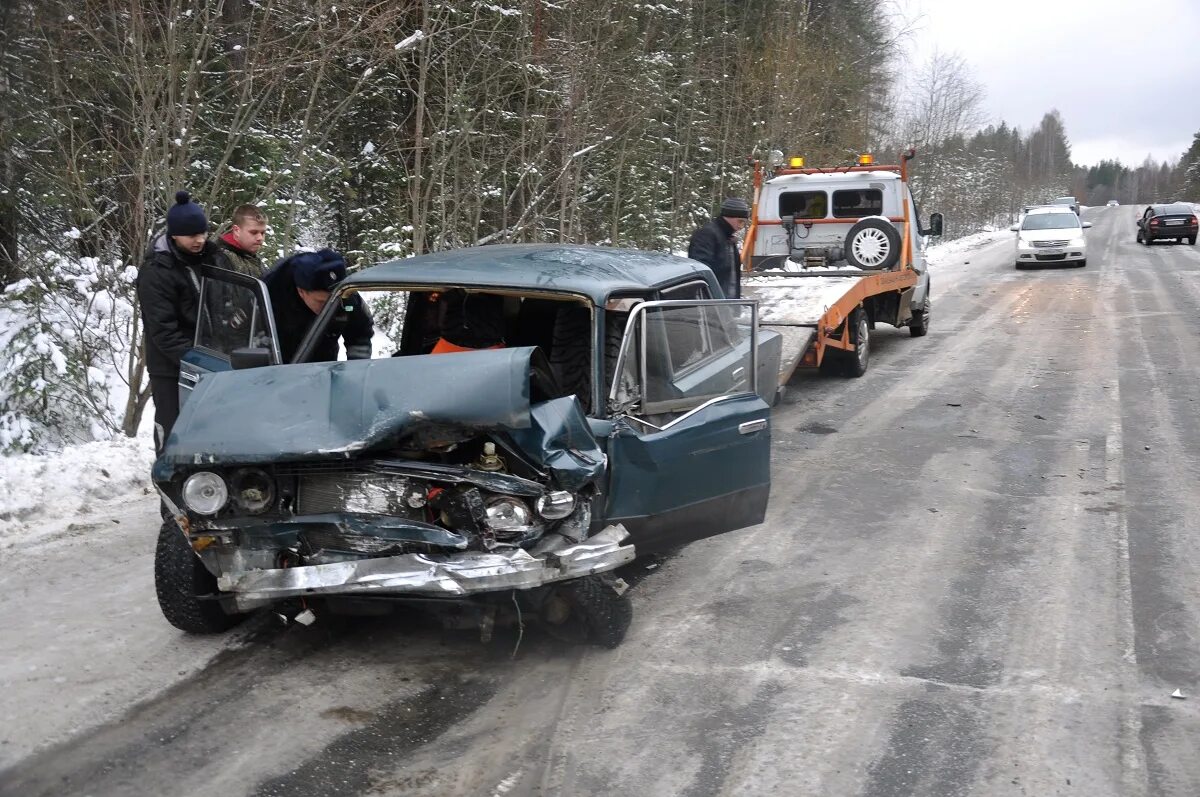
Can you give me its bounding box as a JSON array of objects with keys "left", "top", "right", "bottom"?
[
  {"left": 732, "top": 367, "right": 746, "bottom": 381},
  {"left": 179, "top": 371, "right": 200, "bottom": 383},
  {"left": 739, "top": 419, "right": 768, "bottom": 435}
]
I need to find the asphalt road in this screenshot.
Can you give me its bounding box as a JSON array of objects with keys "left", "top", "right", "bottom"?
[{"left": 3, "top": 205, "right": 1200, "bottom": 796}]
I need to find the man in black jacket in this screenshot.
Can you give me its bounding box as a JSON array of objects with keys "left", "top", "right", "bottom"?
[
  {"left": 264, "top": 248, "right": 374, "bottom": 362},
  {"left": 136, "top": 190, "right": 228, "bottom": 453},
  {"left": 687, "top": 197, "right": 750, "bottom": 298}
]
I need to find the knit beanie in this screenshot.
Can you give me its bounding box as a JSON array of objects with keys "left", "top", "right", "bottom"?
[
  {"left": 166, "top": 190, "right": 209, "bottom": 236},
  {"left": 719, "top": 197, "right": 751, "bottom": 219}
]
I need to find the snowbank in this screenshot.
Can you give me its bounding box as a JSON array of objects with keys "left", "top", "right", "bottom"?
[
  {"left": 925, "top": 228, "right": 1012, "bottom": 267},
  {"left": 0, "top": 434, "right": 155, "bottom": 546}
]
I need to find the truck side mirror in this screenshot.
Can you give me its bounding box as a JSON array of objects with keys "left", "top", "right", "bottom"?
[
  {"left": 231, "top": 346, "right": 272, "bottom": 370},
  {"left": 928, "top": 212, "right": 944, "bottom": 237}
]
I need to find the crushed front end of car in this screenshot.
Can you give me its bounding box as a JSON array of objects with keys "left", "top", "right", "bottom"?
[{"left": 152, "top": 348, "right": 635, "bottom": 640}]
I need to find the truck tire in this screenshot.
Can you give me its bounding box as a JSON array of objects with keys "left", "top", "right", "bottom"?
[
  {"left": 845, "top": 218, "right": 901, "bottom": 270},
  {"left": 155, "top": 520, "right": 242, "bottom": 634},
  {"left": 909, "top": 296, "right": 930, "bottom": 337},
  {"left": 820, "top": 307, "right": 870, "bottom": 377},
  {"left": 540, "top": 576, "right": 633, "bottom": 648}
]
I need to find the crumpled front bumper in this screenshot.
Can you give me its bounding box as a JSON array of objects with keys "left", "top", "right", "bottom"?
[{"left": 217, "top": 525, "right": 636, "bottom": 611}]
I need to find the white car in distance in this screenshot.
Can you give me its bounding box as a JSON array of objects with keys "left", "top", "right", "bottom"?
[{"left": 1010, "top": 206, "right": 1092, "bottom": 269}]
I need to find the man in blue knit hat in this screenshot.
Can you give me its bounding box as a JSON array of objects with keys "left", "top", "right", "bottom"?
[
  {"left": 263, "top": 248, "right": 374, "bottom": 363},
  {"left": 136, "top": 190, "right": 231, "bottom": 454}
]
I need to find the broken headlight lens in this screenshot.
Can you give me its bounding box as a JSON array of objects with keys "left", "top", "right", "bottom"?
[
  {"left": 230, "top": 468, "right": 275, "bottom": 514},
  {"left": 536, "top": 491, "right": 576, "bottom": 520},
  {"left": 484, "top": 497, "right": 535, "bottom": 532},
  {"left": 182, "top": 471, "right": 228, "bottom": 515}
]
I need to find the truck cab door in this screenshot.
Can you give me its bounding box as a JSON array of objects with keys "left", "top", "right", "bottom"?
[
  {"left": 178, "top": 265, "right": 282, "bottom": 405},
  {"left": 604, "top": 299, "right": 771, "bottom": 552}
]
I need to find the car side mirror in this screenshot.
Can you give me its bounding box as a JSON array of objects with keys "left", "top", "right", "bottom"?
[
  {"left": 1009, "top": 224, "right": 1020, "bottom": 232},
  {"left": 231, "top": 346, "right": 272, "bottom": 370},
  {"left": 1082, "top": 221, "right": 1093, "bottom": 229},
  {"left": 927, "top": 212, "right": 944, "bottom": 237}
]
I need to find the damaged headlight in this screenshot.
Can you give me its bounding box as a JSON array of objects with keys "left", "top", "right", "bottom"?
[
  {"left": 230, "top": 468, "right": 275, "bottom": 514},
  {"left": 182, "top": 471, "right": 228, "bottom": 515},
  {"left": 536, "top": 491, "right": 576, "bottom": 520},
  {"left": 484, "top": 497, "right": 536, "bottom": 532}
]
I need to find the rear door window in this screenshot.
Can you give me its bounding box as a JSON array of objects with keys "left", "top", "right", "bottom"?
[
  {"left": 832, "top": 189, "right": 883, "bottom": 218},
  {"left": 779, "top": 191, "right": 827, "bottom": 220}
]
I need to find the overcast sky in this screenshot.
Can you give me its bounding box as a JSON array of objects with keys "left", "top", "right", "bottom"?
[{"left": 897, "top": 0, "right": 1199, "bottom": 167}]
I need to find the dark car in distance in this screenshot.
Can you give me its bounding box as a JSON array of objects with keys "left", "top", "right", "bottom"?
[
  {"left": 1137, "top": 203, "right": 1198, "bottom": 245},
  {"left": 152, "top": 245, "right": 781, "bottom": 647}
]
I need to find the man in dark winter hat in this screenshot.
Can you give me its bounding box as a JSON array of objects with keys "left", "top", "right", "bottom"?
[
  {"left": 136, "top": 190, "right": 230, "bottom": 454},
  {"left": 218, "top": 204, "right": 268, "bottom": 275},
  {"left": 263, "top": 248, "right": 374, "bottom": 362},
  {"left": 687, "top": 197, "right": 750, "bottom": 298}
]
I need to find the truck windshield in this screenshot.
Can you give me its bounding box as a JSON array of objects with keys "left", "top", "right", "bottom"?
[{"left": 1022, "top": 213, "right": 1079, "bottom": 230}]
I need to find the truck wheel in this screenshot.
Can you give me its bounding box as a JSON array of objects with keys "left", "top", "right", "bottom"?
[
  {"left": 155, "top": 520, "right": 242, "bottom": 634},
  {"left": 909, "top": 297, "right": 930, "bottom": 337},
  {"left": 845, "top": 218, "right": 901, "bottom": 270},
  {"left": 844, "top": 308, "right": 870, "bottom": 376},
  {"left": 540, "top": 576, "right": 632, "bottom": 648}
]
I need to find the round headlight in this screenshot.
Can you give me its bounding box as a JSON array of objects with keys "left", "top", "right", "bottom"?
[
  {"left": 536, "top": 491, "right": 576, "bottom": 520},
  {"left": 484, "top": 497, "right": 535, "bottom": 532},
  {"left": 182, "top": 471, "right": 228, "bottom": 515},
  {"left": 230, "top": 468, "right": 275, "bottom": 514}
]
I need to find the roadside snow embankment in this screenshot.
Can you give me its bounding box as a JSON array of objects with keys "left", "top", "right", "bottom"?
[
  {"left": 0, "top": 435, "right": 155, "bottom": 547},
  {"left": 925, "top": 228, "right": 1013, "bottom": 268}
]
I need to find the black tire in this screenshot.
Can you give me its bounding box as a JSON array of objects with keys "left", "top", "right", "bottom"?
[
  {"left": 1075, "top": 259, "right": 1087, "bottom": 268},
  {"left": 821, "top": 307, "right": 870, "bottom": 377},
  {"left": 1135, "top": 229, "right": 1141, "bottom": 243},
  {"left": 1190, "top": 236, "right": 1197, "bottom": 245},
  {"left": 549, "top": 308, "right": 625, "bottom": 414},
  {"left": 909, "top": 296, "right": 930, "bottom": 337},
  {"left": 844, "top": 218, "right": 902, "bottom": 270},
  {"left": 541, "top": 576, "right": 632, "bottom": 648},
  {"left": 154, "top": 520, "right": 242, "bottom": 634}
]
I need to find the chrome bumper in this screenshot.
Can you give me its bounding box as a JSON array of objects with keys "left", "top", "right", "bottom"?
[{"left": 217, "top": 525, "right": 635, "bottom": 610}]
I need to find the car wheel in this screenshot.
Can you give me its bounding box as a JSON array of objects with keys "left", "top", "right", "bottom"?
[
  {"left": 1190, "top": 236, "right": 1197, "bottom": 245},
  {"left": 909, "top": 296, "right": 930, "bottom": 338},
  {"left": 154, "top": 520, "right": 243, "bottom": 634},
  {"left": 1076, "top": 259, "right": 1087, "bottom": 268},
  {"left": 1135, "top": 230, "right": 1142, "bottom": 243},
  {"left": 540, "top": 575, "right": 632, "bottom": 648},
  {"left": 844, "top": 218, "right": 902, "bottom": 270}
]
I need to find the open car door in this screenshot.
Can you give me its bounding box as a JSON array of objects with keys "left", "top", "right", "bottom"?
[
  {"left": 178, "top": 265, "right": 281, "bottom": 405},
  {"left": 604, "top": 299, "right": 771, "bottom": 552}
]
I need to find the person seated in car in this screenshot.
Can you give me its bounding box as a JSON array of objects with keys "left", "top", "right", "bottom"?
[
  {"left": 431, "top": 289, "right": 506, "bottom": 353},
  {"left": 263, "top": 248, "right": 373, "bottom": 362}
]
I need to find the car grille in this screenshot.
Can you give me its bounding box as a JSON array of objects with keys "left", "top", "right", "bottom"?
[
  {"left": 294, "top": 470, "right": 421, "bottom": 517},
  {"left": 1034, "top": 253, "right": 1067, "bottom": 261},
  {"left": 1032, "top": 239, "right": 1070, "bottom": 248}
]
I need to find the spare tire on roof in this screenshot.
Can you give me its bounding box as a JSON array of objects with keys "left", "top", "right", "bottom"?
[{"left": 844, "top": 217, "right": 902, "bottom": 270}]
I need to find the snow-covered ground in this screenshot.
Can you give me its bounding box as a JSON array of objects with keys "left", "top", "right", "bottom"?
[
  {"left": 0, "top": 432, "right": 156, "bottom": 548},
  {"left": 924, "top": 227, "right": 1013, "bottom": 267}
]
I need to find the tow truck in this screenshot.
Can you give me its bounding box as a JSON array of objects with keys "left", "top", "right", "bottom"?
[{"left": 741, "top": 150, "right": 943, "bottom": 383}]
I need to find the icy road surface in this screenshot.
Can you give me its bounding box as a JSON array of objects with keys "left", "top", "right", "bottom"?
[{"left": 3, "top": 208, "right": 1200, "bottom": 796}]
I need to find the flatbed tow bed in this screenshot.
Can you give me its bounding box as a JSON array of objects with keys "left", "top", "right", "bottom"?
[{"left": 739, "top": 150, "right": 940, "bottom": 384}]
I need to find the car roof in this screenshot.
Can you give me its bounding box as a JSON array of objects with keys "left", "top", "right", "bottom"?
[
  {"left": 342, "top": 244, "right": 714, "bottom": 303},
  {"left": 1051, "top": 197, "right": 1077, "bottom": 203},
  {"left": 1025, "top": 206, "right": 1078, "bottom": 216}
]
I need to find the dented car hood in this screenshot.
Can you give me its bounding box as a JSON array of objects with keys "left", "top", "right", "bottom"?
[{"left": 158, "top": 347, "right": 564, "bottom": 474}]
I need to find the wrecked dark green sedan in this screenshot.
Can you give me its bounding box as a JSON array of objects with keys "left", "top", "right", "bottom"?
[{"left": 154, "top": 245, "right": 779, "bottom": 646}]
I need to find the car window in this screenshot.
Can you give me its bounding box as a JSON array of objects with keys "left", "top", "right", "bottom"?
[
  {"left": 195, "top": 278, "right": 272, "bottom": 358},
  {"left": 1165, "top": 204, "right": 1194, "bottom": 215},
  {"left": 1021, "top": 213, "right": 1080, "bottom": 230},
  {"left": 831, "top": 189, "right": 883, "bottom": 218},
  {"left": 660, "top": 281, "right": 711, "bottom": 301},
  {"left": 642, "top": 304, "right": 750, "bottom": 412},
  {"left": 779, "top": 191, "right": 827, "bottom": 220}
]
